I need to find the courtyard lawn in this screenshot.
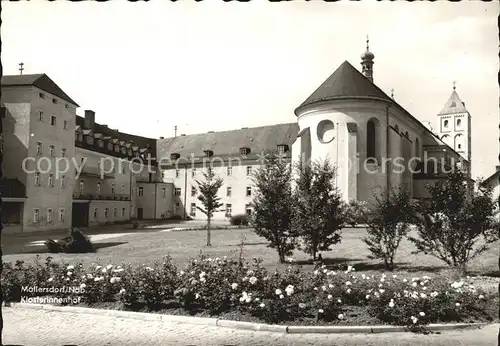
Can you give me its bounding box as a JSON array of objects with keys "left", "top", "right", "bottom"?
[{"left": 4, "top": 227, "right": 499, "bottom": 290}]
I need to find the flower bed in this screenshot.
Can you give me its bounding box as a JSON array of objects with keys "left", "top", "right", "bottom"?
[{"left": 2, "top": 255, "right": 497, "bottom": 327}]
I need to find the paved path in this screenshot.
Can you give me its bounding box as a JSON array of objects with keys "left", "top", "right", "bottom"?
[{"left": 5, "top": 307, "right": 499, "bottom": 346}]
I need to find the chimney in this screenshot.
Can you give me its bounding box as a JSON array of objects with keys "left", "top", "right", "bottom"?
[
  {"left": 208, "top": 131, "right": 214, "bottom": 133},
  {"left": 180, "top": 134, "right": 186, "bottom": 136},
  {"left": 496, "top": 165, "right": 500, "bottom": 172},
  {"left": 84, "top": 110, "right": 95, "bottom": 132},
  {"left": 159, "top": 136, "right": 164, "bottom": 139}
]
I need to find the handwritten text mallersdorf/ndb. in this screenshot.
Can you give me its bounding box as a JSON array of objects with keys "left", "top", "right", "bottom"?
[{"left": 21, "top": 285, "right": 85, "bottom": 294}]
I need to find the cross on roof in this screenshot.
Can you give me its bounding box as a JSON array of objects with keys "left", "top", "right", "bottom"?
[
  {"left": 18, "top": 62, "right": 24, "bottom": 75},
  {"left": 453, "top": 80, "right": 456, "bottom": 90},
  {"left": 390, "top": 88, "right": 394, "bottom": 99}
]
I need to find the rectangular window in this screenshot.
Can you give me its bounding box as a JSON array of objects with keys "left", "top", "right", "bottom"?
[
  {"left": 246, "top": 166, "right": 252, "bottom": 175},
  {"left": 121, "top": 208, "right": 126, "bottom": 217},
  {"left": 97, "top": 182, "right": 101, "bottom": 194},
  {"left": 52, "top": 98, "right": 57, "bottom": 104},
  {"left": 245, "top": 204, "right": 252, "bottom": 216},
  {"left": 227, "top": 186, "right": 232, "bottom": 197},
  {"left": 38, "top": 110, "right": 44, "bottom": 122},
  {"left": 36, "top": 142, "right": 42, "bottom": 155},
  {"left": 121, "top": 184, "right": 125, "bottom": 194},
  {"left": 175, "top": 203, "right": 180, "bottom": 214},
  {"left": 63, "top": 120, "right": 68, "bottom": 130},
  {"left": 138, "top": 186, "right": 144, "bottom": 196},
  {"left": 39, "top": 92, "right": 45, "bottom": 99},
  {"left": 59, "top": 208, "right": 65, "bottom": 222},
  {"left": 113, "top": 208, "right": 117, "bottom": 218},
  {"left": 35, "top": 172, "right": 41, "bottom": 186},
  {"left": 227, "top": 166, "right": 232, "bottom": 176},
  {"left": 33, "top": 208, "right": 40, "bottom": 223},
  {"left": 93, "top": 208, "right": 98, "bottom": 219},
  {"left": 226, "top": 204, "right": 232, "bottom": 217},
  {"left": 51, "top": 115, "right": 56, "bottom": 126},
  {"left": 111, "top": 183, "right": 115, "bottom": 194},
  {"left": 65, "top": 104, "right": 69, "bottom": 109},
  {"left": 46, "top": 208, "right": 53, "bottom": 223},
  {"left": 191, "top": 186, "right": 196, "bottom": 197},
  {"left": 161, "top": 171, "right": 165, "bottom": 179},
  {"left": 61, "top": 148, "right": 67, "bottom": 157},
  {"left": 60, "top": 175, "right": 65, "bottom": 188},
  {"left": 162, "top": 188, "right": 167, "bottom": 198},
  {"left": 175, "top": 169, "right": 180, "bottom": 178},
  {"left": 278, "top": 145, "right": 285, "bottom": 155},
  {"left": 79, "top": 180, "right": 84, "bottom": 195},
  {"left": 192, "top": 168, "right": 196, "bottom": 177},
  {"left": 175, "top": 188, "right": 181, "bottom": 196},
  {"left": 190, "top": 203, "right": 196, "bottom": 216},
  {"left": 49, "top": 145, "right": 55, "bottom": 157},
  {"left": 104, "top": 208, "right": 109, "bottom": 219},
  {"left": 48, "top": 174, "right": 54, "bottom": 187},
  {"left": 246, "top": 186, "right": 251, "bottom": 197}
]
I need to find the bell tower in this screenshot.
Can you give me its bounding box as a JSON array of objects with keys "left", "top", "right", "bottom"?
[{"left": 360, "top": 35, "right": 375, "bottom": 82}]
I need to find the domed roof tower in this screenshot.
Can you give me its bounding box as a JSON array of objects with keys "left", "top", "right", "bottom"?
[{"left": 361, "top": 35, "right": 375, "bottom": 82}]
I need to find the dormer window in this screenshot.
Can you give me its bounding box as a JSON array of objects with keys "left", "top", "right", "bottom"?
[
  {"left": 107, "top": 143, "right": 113, "bottom": 150},
  {"left": 114, "top": 145, "right": 120, "bottom": 152},
  {"left": 77, "top": 134, "right": 83, "bottom": 142},
  {"left": 97, "top": 139, "right": 104, "bottom": 148},
  {"left": 239, "top": 147, "right": 250, "bottom": 156},
  {"left": 204, "top": 150, "right": 213, "bottom": 158},
  {"left": 170, "top": 153, "right": 180, "bottom": 160},
  {"left": 86, "top": 136, "right": 94, "bottom": 145},
  {"left": 121, "top": 147, "right": 126, "bottom": 154},
  {"left": 277, "top": 144, "right": 288, "bottom": 155},
  {"left": 127, "top": 149, "right": 132, "bottom": 156}
]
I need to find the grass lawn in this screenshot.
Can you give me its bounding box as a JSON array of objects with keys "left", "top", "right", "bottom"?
[{"left": 4, "top": 226, "right": 499, "bottom": 291}]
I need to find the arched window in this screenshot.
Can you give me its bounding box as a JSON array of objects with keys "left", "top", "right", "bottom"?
[
  {"left": 457, "top": 119, "right": 462, "bottom": 126},
  {"left": 454, "top": 134, "right": 463, "bottom": 151},
  {"left": 444, "top": 120, "right": 449, "bottom": 128},
  {"left": 367, "top": 119, "right": 377, "bottom": 161}
]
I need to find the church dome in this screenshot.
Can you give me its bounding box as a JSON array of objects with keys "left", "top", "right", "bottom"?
[{"left": 361, "top": 50, "right": 374, "bottom": 60}]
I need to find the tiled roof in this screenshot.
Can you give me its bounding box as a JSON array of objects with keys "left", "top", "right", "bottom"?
[
  {"left": 482, "top": 170, "right": 500, "bottom": 187},
  {"left": 295, "top": 60, "right": 392, "bottom": 115},
  {"left": 0, "top": 178, "right": 26, "bottom": 198},
  {"left": 157, "top": 123, "right": 299, "bottom": 162},
  {"left": 438, "top": 90, "right": 468, "bottom": 115},
  {"left": 1, "top": 74, "right": 79, "bottom": 106}
]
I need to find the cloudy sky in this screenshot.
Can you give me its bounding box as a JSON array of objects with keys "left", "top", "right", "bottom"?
[{"left": 2, "top": 1, "right": 498, "bottom": 179}]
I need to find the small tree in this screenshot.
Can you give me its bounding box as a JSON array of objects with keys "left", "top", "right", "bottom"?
[
  {"left": 195, "top": 169, "right": 223, "bottom": 246},
  {"left": 251, "top": 152, "right": 295, "bottom": 263},
  {"left": 363, "top": 188, "right": 416, "bottom": 271},
  {"left": 409, "top": 170, "right": 499, "bottom": 274},
  {"left": 292, "top": 159, "right": 345, "bottom": 261}
]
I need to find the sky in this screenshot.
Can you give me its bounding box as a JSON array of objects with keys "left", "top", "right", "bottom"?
[{"left": 2, "top": 1, "right": 498, "bottom": 179}]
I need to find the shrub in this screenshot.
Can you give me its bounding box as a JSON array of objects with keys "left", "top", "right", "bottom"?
[
  {"left": 364, "top": 188, "right": 416, "bottom": 271},
  {"left": 409, "top": 171, "right": 499, "bottom": 274},
  {"left": 344, "top": 200, "right": 370, "bottom": 227},
  {"left": 230, "top": 214, "right": 248, "bottom": 226}
]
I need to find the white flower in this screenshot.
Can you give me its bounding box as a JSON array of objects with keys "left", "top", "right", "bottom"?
[
  {"left": 337, "top": 298, "right": 342, "bottom": 303},
  {"left": 329, "top": 284, "right": 334, "bottom": 288},
  {"left": 279, "top": 294, "right": 284, "bottom": 299},
  {"left": 285, "top": 285, "right": 294, "bottom": 296},
  {"left": 455, "top": 302, "right": 461, "bottom": 307},
  {"left": 318, "top": 309, "right": 324, "bottom": 313},
  {"left": 101, "top": 268, "right": 107, "bottom": 273},
  {"left": 313, "top": 287, "right": 318, "bottom": 291},
  {"left": 422, "top": 287, "right": 427, "bottom": 291},
  {"left": 249, "top": 276, "right": 258, "bottom": 285},
  {"left": 422, "top": 276, "right": 431, "bottom": 280},
  {"left": 119, "top": 288, "right": 126, "bottom": 294},
  {"left": 403, "top": 279, "right": 408, "bottom": 283},
  {"left": 322, "top": 286, "right": 327, "bottom": 291},
  {"left": 231, "top": 283, "right": 238, "bottom": 290},
  {"left": 48, "top": 277, "right": 54, "bottom": 282},
  {"left": 419, "top": 312, "right": 425, "bottom": 317},
  {"left": 420, "top": 293, "right": 427, "bottom": 299},
  {"left": 106, "top": 264, "right": 113, "bottom": 270},
  {"left": 298, "top": 303, "right": 306, "bottom": 308},
  {"left": 96, "top": 265, "right": 102, "bottom": 270},
  {"left": 451, "top": 281, "right": 464, "bottom": 289},
  {"left": 379, "top": 289, "right": 385, "bottom": 294},
  {"left": 380, "top": 278, "right": 385, "bottom": 282},
  {"left": 388, "top": 300, "right": 395, "bottom": 308},
  {"left": 200, "top": 277, "right": 206, "bottom": 283},
  {"left": 255, "top": 298, "right": 260, "bottom": 302},
  {"left": 145, "top": 267, "right": 154, "bottom": 271},
  {"left": 67, "top": 265, "right": 75, "bottom": 270},
  {"left": 346, "top": 289, "right": 351, "bottom": 294},
  {"left": 410, "top": 316, "right": 418, "bottom": 324},
  {"left": 259, "top": 303, "right": 265, "bottom": 308},
  {"left": 112, "top": 268, "right": 124, "bottom": 273},
  {"left": 275, "top": 289, "right": 282, "bottom": 295},
  {"left": 246, "top": 270, "right": 254, "bottom": 276},
  {"left": 478, "top": 294, "right": 484, "bottom": 299},
  {"left": 314, "top": 270, "right": 319, "bottom": 275},
  {"left": 195, "top": 293, "right": 200, "bottom": 299},
  {"left": 345, "top": 281, "right": 352, "bottom": 286},
  {"left": 80, "top": 283, "right": 86, "bottom": 289},
  {"left": 365, "top": 295, "right": 370, "bottom": 300},
  {"left": 67, "top": 271, "right": 73, "bottom": 276},
  {"left": 337, "top": 314, "right": 344, "bottom": 320},
  {"left": 199, "top": 272, "right": 206, "bottom": 278},
  {"left": 327, "top": 294, "right": 333, "bottom": 300},
  {"left": 430, "top": 291, "right": 439, "bottom": 298},
  {"left": 110, "top": 277, "right": 121, "bottom": 284},
  {"left": 392, "top": 275, "right": 397, "bottom": 278},
  {"left": 65, "top": 278, "right": 70, "bottom": 281},
  {"left": 179, "top": 270, "right": 184, "bottom": 276},
  {"left": 412, "top": 282, "right": 418, "bottom": 287}
]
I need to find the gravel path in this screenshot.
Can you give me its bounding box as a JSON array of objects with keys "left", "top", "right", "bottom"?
[{"left": 7, "top": 307, "right": 499, "bottom": 346}]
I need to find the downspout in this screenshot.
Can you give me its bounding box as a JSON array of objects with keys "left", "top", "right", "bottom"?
[
  {"left": 154, "top": 183, "right": 157, "bottom": 220},
  {"left": 386, "top": 103, "right": 391, "bottom": 199},
  {"left": 183, "top": 164, "right": 187, "bottom": 220}
]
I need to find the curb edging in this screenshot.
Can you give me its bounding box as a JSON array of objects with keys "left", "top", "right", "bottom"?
[{"left": 6, "top": 303, "right": 489, "bottom": 334}]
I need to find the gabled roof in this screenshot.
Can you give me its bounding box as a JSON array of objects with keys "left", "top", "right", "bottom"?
[
  {"left": 295, "top": 60, "right": 392, "bottom": 115},
  {"left": 438, "top": 90, "right": 468, "bottom": 116},
  {"left": 481, "top": 170, "right": 500, "bottom": 187},
  {"left": 158, "top": 123, "right": 299, "bottom": 162},
  {"left": 1, "top": 74, "right": 79, "bottom": 107}
]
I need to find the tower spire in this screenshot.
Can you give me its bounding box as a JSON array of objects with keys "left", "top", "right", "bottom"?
[
  {"left": 453, "top": 80, "right": 456, "bottom": 91},
  {"left": 360, "top": 35, "right": 374, "bottom": 83}
]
